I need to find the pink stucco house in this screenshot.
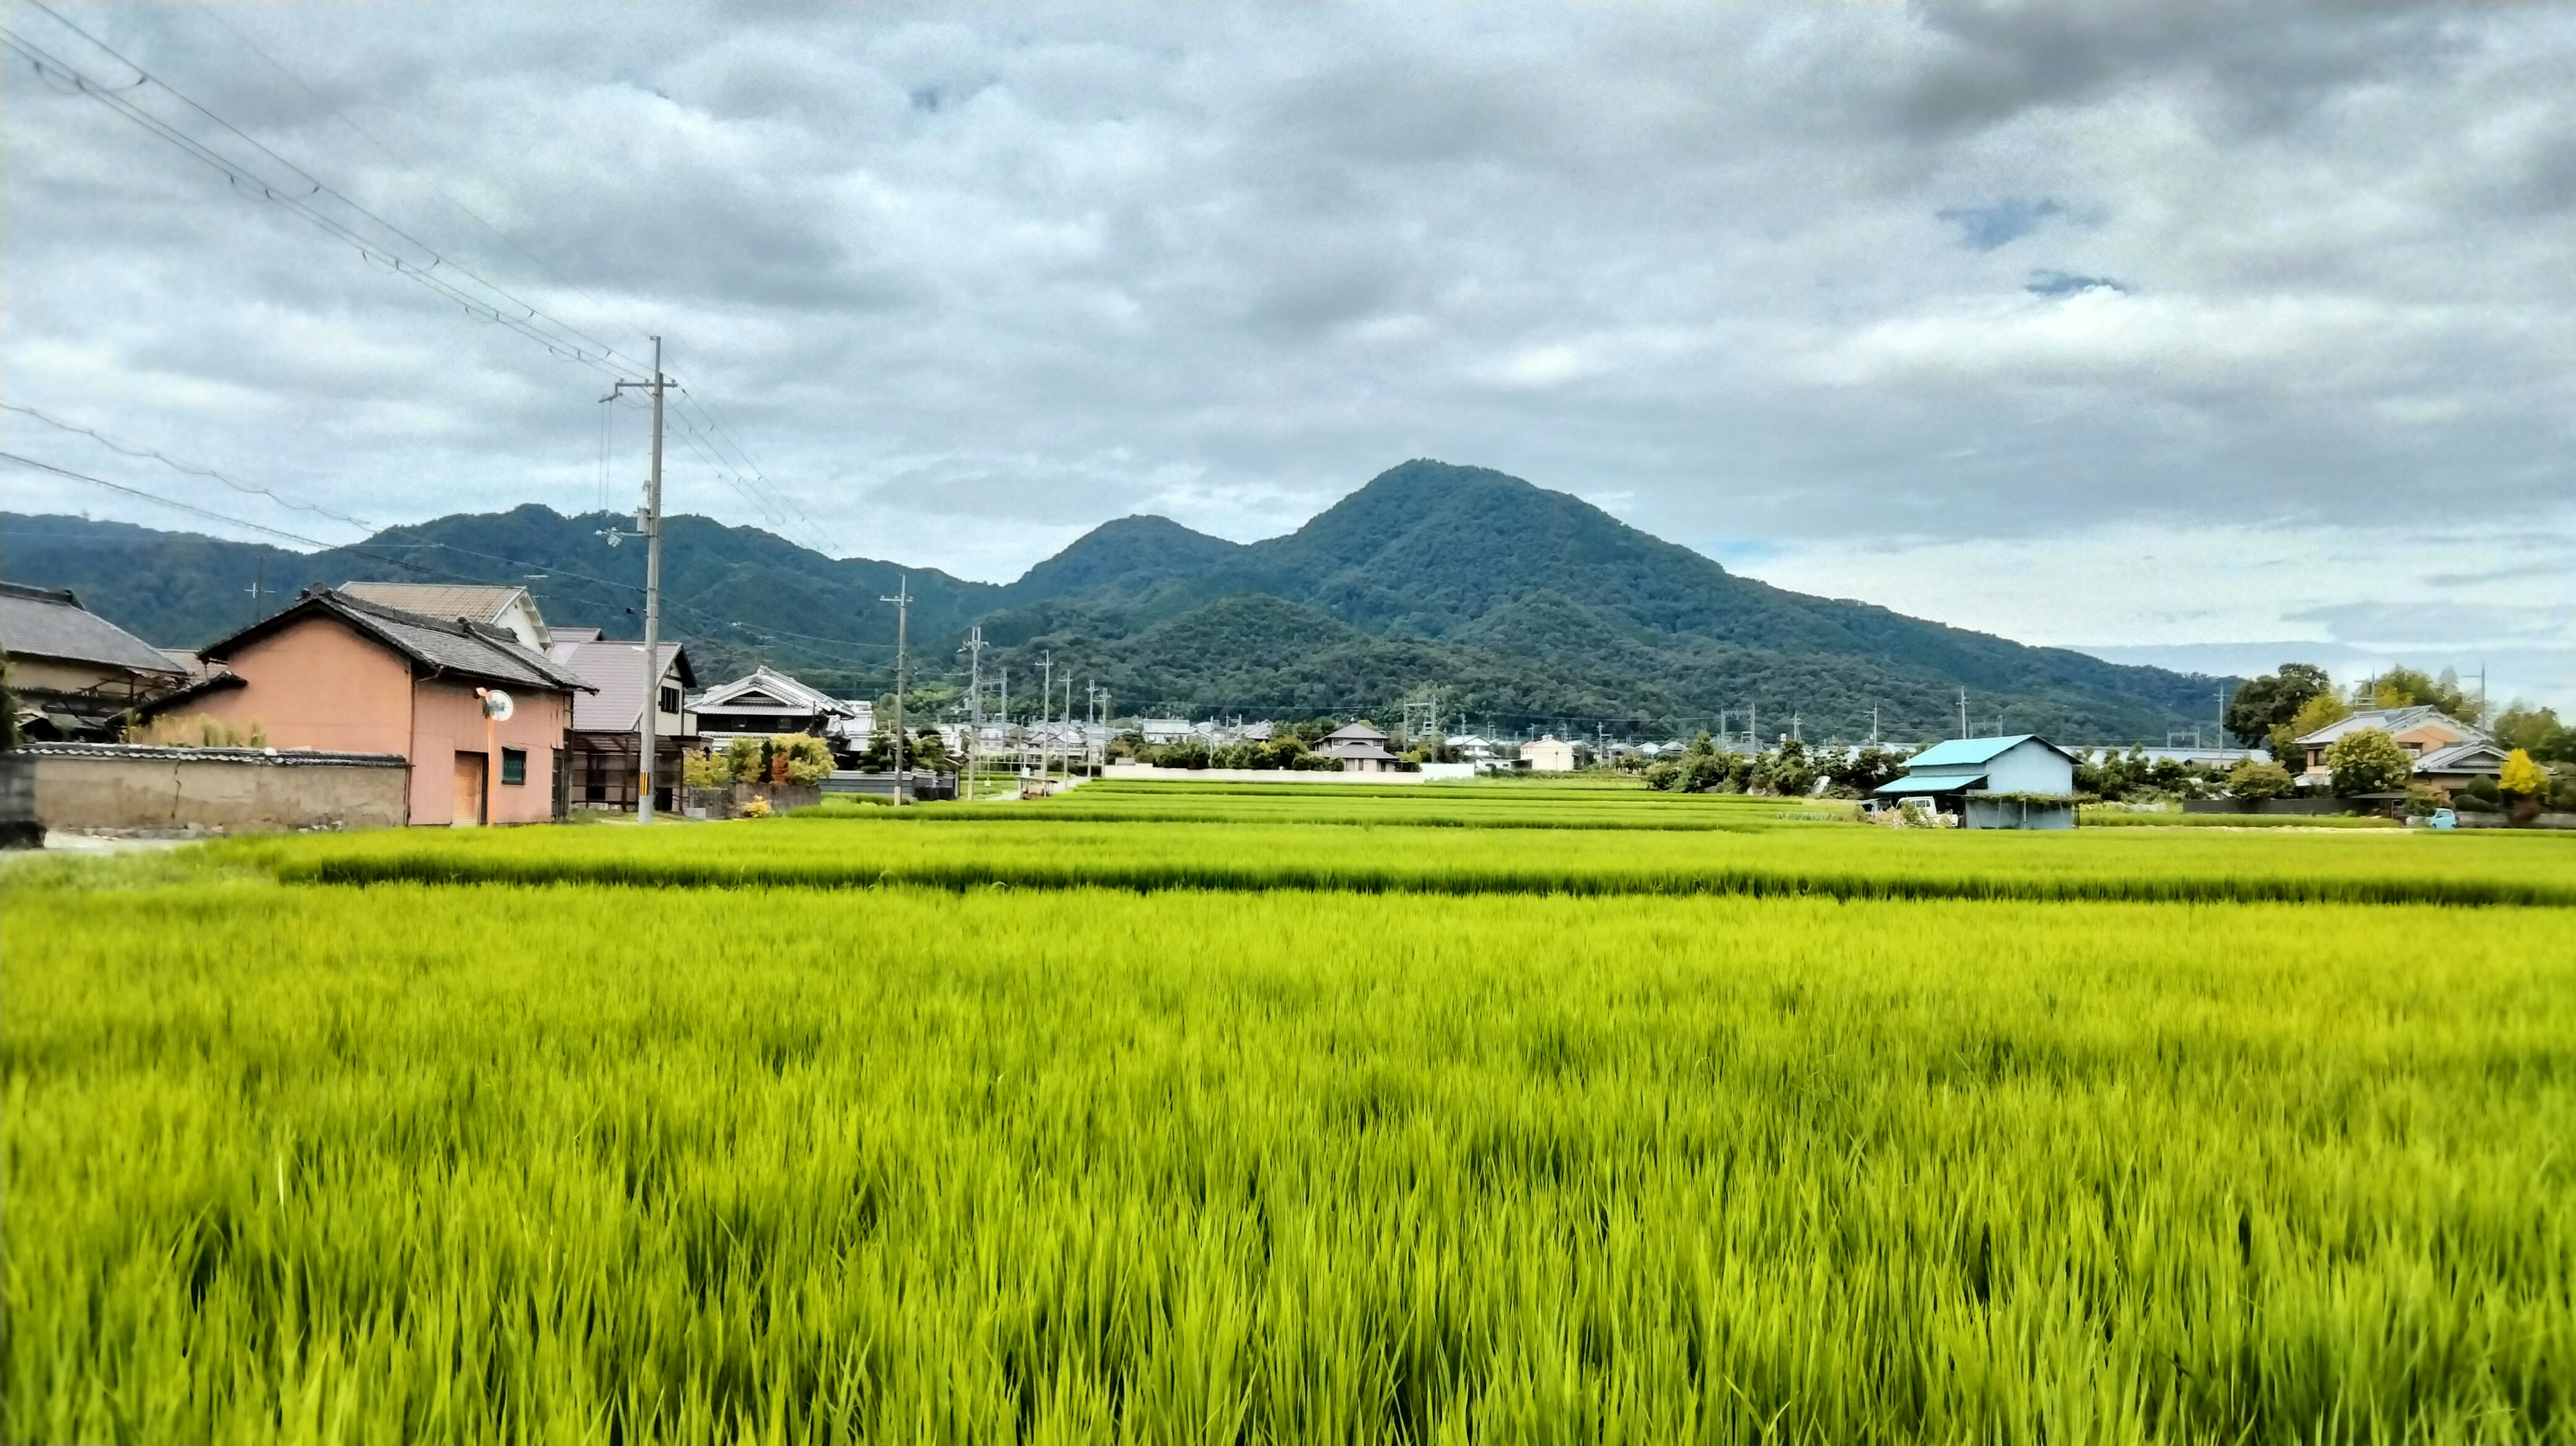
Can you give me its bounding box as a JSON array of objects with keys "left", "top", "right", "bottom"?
[{"left": 168, "top": 588, "right": 590, "bottom": 826}]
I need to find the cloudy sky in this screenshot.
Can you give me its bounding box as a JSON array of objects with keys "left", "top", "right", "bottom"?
[{"left": 7, "top": 3, "right": 2573, "bottom": 703}]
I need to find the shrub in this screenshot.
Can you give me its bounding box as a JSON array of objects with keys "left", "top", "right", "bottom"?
[
  {"left": 2324, "top": 728, "right": 2411, "bottom": 797},
  {"left": 2226, "top": 758, "right": 2296, "bottom": 799},
  {"left": 125, "top": 714, "right": 268, "bottom": 748},
  {"left": 739, "top": 796, "right": 772, "bottom": 819},
  {"left": 2498, "top": 748, "right": 2548, "bottom": 800}
]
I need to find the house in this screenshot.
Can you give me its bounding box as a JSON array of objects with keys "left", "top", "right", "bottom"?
[
  {"left": 1446, "top": 733, "right": 1501, "bottom": 763},
  {"left": 1318, "top": 721, "right": 1401, "bottom": 773},
  {"left": 340, "top": 582, "right": 553, "bottom": 653},
  {"left": 1139, "top": 717, "right": 1195, "bottom": 745},
  {"left": 546, "top": 628, "right": 697, "bottom": 812},
  {"left": 1521, "top": 735, "right": 1578, "bottom": 773},
  {"left": 1873, "top": 734, "right": 2078, "bottom": 829},
  {"left": 691, "top": 667, "right": 859, "bottom": 750},
  {"left": 172, "top": 588, "right": 588, "bottom": 826},
  {"left": 2290, "top": 707, "right": 2502, "bottom": 795},
  {"left": 0, "top": 581, "right": 192, "bottom": 740}
]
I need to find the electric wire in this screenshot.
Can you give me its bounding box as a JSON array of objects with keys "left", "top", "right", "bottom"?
[
  {"left": 7, "top": 1, "right": 851, "bottom": 561},
  {"left": 1, "top": 401, "right": 376, "bottom": 532}
]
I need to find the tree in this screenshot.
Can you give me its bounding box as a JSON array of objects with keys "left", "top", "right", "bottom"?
[
  {"left": 2324, "top": 728, "right": 2412, "bottom": 797},
  {"left": 2226, "top": 757, "right": 2296, "bottom": 799},
  {"left": 2499, "top": 748, "right": 2549, "bottom": 799},
  {"left": 2494, "top": 704, "right": 2574, "bottom": 763},
  {"left": 2358, "top": 665, "right": 2479, "bottom": 722},
  {"left": 2224, "top": 663, "right": 2331, "bottom": 747},
  {"left": 2273, "top": 691, "right": 2353, "bottom": 768}
]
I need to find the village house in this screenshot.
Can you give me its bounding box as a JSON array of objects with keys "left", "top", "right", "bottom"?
[
  {"left": 691, "top": 666, "right": 860, "bottom": 752},
  {"left": 546, "top": 628, "right": 697, "bottom": 812},
  {"left": 1521, "top": 735, "right": 1578, "bottom": 773},
  {"left": 0, "top": 581, "right": 192, "bottom": 740},
  {"left": 2290, "top": 706, "right": 2506, "bottom": 795},
  {"left": 1318, "top": 721, "right": 1402, "bottom": 773},
  {"left": 1873, "top": 734, "right": 2079, "bottom": 829},
  {"left": 168, "top": 587, "right": 588, "bottom": 826}
]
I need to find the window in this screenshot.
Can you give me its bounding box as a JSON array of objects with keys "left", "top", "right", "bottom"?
[
  {"left": 501, "top": 748, "right": 528, "bottom": 785},
  {"left": 661, "top": 685, "right": 682, "bottom": 714}
]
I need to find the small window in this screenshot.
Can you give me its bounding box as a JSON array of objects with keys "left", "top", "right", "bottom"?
[
  {"left": 661, "top": 685, "right": 682, "bottom": 714},
  {"left": 501, "top": 748, "right": 528, "bottom": 785}
]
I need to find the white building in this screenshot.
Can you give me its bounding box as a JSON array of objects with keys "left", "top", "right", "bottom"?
[
  {"left": 1522, "top": 736, "right": 1578, "bottom": 773},
  {"left": 691, "top": 667, "right": 860, "bottom": 749}
]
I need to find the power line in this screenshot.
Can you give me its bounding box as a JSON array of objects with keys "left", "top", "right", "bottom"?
[
  {"left": 7, "top": 2, "right": 851, "bottom": 562},
  {"left": 1, "top": 400, "right": 376, "bottom": 532}
]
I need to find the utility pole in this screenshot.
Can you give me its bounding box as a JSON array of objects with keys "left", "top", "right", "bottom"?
[
  {"left": 244, "top": 559, "right": 266, "bottom": 628},
  {"left": 1038, "top": 652, "right": 1054, "bottom": 728},
  {"left": 959, "top": 625, "right": 986, "bottom": 726},
  {"left": 1870, "top": 706, "right": 1880, "bottom": 745},
  {"left": 609, "top": 335, "right": 669, "bottom": 824},
  {"left": 881, "top": 575, "right": 911, "bottom": 801},
  {"left": 1958, "top": 689, "right": 1968, "bottom": 740}
]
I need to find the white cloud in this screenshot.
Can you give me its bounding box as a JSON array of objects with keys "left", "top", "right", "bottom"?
[{"left": 4, "top": 1, "right": 2571, "bottom": 685}]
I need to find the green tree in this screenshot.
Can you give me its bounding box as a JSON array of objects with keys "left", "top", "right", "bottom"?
[
  {"left": 2226, "top": 757, "right": 2296, "bottom": 799},
  {"left": 2324, "top": 728, "right": 2412, "bottom": 797},
  {"left": 2359, "top": 666, "right": 2479, "bottom": 721},
  {"left": 2273, "top": 691, "right": 2354, "bottom": 769},
  {"left": 2493, "top": 704, "right": 2573, "bottom": 763},
  {"left": 2224, "top": 663, "right": 2331, "bottom": 747}
]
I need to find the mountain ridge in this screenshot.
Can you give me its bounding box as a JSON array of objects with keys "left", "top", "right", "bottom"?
[{"left": 1, "top": 459, "right": 2223, "bottom": 741}]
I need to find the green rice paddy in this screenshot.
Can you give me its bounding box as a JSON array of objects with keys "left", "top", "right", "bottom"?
[{"left": 8, "top": 780, "right": 2573, "bottom": 1442}]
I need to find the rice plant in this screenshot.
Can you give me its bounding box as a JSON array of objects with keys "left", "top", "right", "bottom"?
[{"left": 9, "top": 876, "right": 2572, "bottom": 1443}]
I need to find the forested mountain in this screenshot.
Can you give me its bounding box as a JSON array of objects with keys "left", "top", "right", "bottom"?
[{"left": 1, "top": 459, "right": 2223, "bottom": 742}]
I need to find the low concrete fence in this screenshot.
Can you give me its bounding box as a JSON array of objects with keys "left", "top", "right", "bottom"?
[
  {"left": 1101, "top": 765, "right": 1427, "bottom": 784},
  {"left": 2452, "top": 812, "right": 2576, "bottom": 830},
  {"left": 688, "top": 781, "right": 826, "bottom": 819},
  {"left": 2181, "top": 797, "right": 2359, "bottom": 816},
  {"left": 21, "top": 742, "right": 408, "bottom": 834},
  {"left": 818, "top": 772, "right": 956, "bottom": 805}
]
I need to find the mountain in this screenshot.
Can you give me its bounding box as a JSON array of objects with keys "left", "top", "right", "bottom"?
[{"left": 0, "top": 460, "right": 2226, "bottom": 742}]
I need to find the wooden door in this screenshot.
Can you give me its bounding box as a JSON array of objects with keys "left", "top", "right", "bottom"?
[{"left": 451, "top": 752, "right": 486, "bottom": 826}]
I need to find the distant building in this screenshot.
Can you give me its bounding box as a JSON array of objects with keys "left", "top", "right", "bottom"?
[
  {"left": 692, "top": 667, "right": 859, "bottom": 750},
  {"left": 1318, "top": 721, "right": 1401, "bottom": 773},
  {"left": 547, "top": 628, "right": 697, "bottom": 812},
  {"left": 176, "top": 588, "right": 588, "bottom": 826},
  {"left": 2290, "top": 706, "right": 2504, "bottom": 795},
  {"left": 340, "top": 582, "right": 553, "bottom": 653},
  {"left": 0, "top": 580, "right": 191, "bottom": 740},
  {"left": 1521, "top": 735, "right": 1577, "bottom": 773},
  {"left": 1446, "top": 733, "right": 1501, "bottom": 763},
  {"left": 1139, "top": 717, "right": 1195, "bottom": 745},
  {"left": 1874, "top": 734, "right": 2078, "bottom": 830}
]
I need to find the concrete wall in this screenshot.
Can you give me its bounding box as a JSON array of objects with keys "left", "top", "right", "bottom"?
[
  {"left": 1102, "top": 765, "right": 1428, "bottom": 784},
  {"left": 410, "top": 678, "right": 568, "bottom": 827},
  {"left": 1986, "top": 740, "right": 2077, "bottom": 795},
  {"left": 197, "top": 616, "right": 416, "bottom": 755},
  {"left": 1965, "top": 797, "right": 2076, "bottom": 830},
  {"left": 23, "top": 742, "right": 407, "bottom": 833}
]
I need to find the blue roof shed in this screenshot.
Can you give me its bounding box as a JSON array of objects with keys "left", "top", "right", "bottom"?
[{"left": 1874, "top": 734, "right": 2078, "bottom": 797}]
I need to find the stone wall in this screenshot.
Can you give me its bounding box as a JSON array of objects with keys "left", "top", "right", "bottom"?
[{"left": 23, "top": 742, "right": 409, "bottom": 834}]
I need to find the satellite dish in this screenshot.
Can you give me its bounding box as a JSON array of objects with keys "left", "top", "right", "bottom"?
[{"left": 482, "top": 689, "right": 515, "bottom": 721}]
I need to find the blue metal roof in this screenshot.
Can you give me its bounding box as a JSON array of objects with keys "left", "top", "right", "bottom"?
[
  {"left": 1903, "top": 734, "right": 2064, "bottom": 769},
  {"left": 1875, "top": 773, "right": 1986, "bottom": 794}
]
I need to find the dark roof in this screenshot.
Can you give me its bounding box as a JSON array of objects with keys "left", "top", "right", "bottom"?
[
  {"left": 199, "top": 588, "right": 591, "bottom": 696},
  {"left": 0, "top": 579, "right": 190, "bottom": 677},
  {"left": 1322, "top": 722, "right": 1387, "bottom": 743}
]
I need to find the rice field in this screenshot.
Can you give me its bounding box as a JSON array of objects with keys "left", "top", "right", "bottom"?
[{"left": 8, "top": 782, "right": 2574, "bottom": 1443}]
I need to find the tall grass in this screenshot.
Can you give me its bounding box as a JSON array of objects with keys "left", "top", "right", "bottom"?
[
  {"left": 9, "top": 878, "right": 2571, "bottom": 1442},
  {"left": 210, "top": 815, "right": 2576, "bottom": 907}
]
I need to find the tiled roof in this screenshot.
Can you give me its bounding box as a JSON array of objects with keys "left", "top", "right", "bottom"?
[
  {"left": 1322, "top": 722, "right": 1387, "bottom": 742},
  {"left": 2296, "top": 706, "right": 2485, "bottom": 747},
  {"left": 202, "top": 589, "right": 590, "bottom": 695},
  {"left": 340, "top": 583, "right": 527, "bottom": 624},
  {"left": 693, "top": 666, "right": 852, "bottom": 716},
  {"left": 549, "top": 638, "right": 692, "bottom": 733},
  {"left": 2414, "top": 740, "right": 2506, "bottom": 773},
  {"left": 0, "top": 580, "right": 190, "bottom": 677}
]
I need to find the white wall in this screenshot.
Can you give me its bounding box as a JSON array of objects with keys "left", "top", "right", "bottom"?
[{"left": 1984, "top": 740, "right": 2077, "bottom": 795}]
